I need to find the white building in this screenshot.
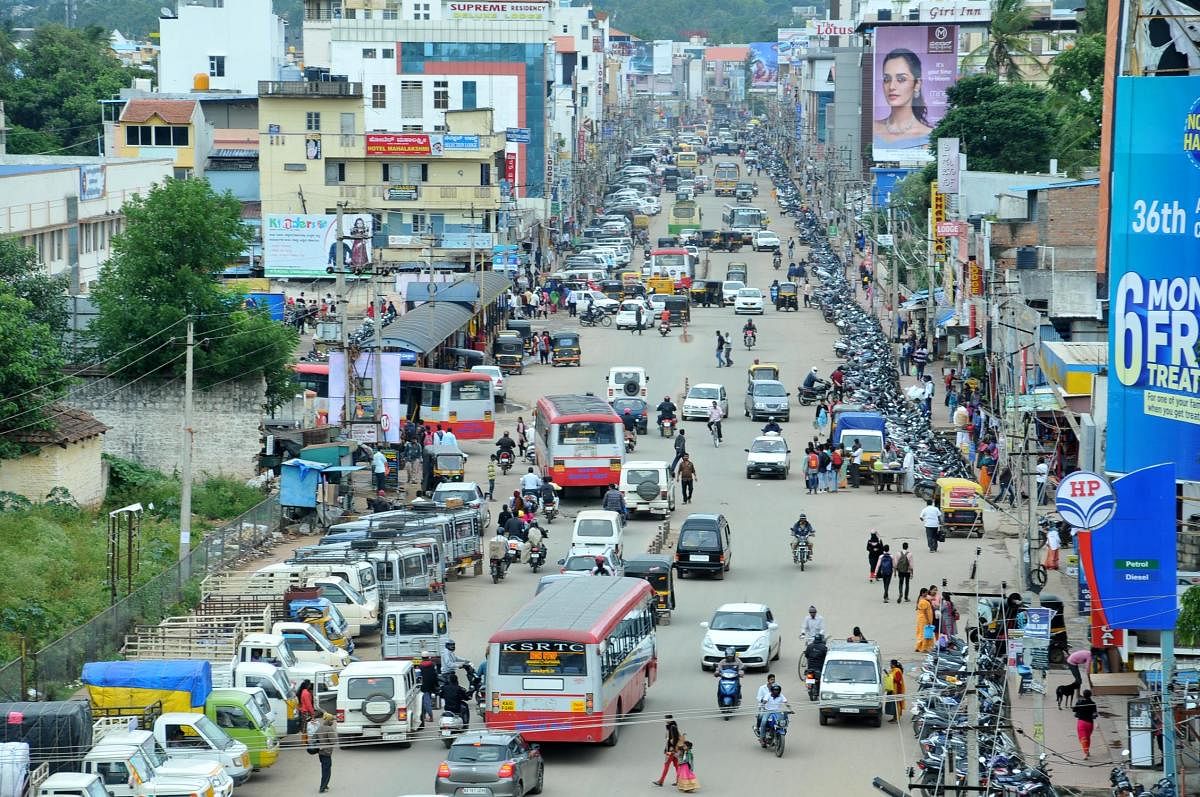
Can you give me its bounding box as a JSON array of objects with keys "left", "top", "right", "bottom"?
[
  {"left": 0, "top": 156, "right": 173, "bottom": 292},
  {"left": 158, "top": 0, "right": 288, "bottom": 94},
  {"left": 548, "top": 4, "right": 607, "bottom": 163}
]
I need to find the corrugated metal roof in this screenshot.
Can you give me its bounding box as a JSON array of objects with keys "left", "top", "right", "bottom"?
[
  {"left": 1042, "top": 341, "right": 1108, "bottom": 367},
  {"left": 371, "top": 302, "right": 473, "bottom": 355},
  {"left": 210, "top": 148, "right": 259, "bottom": 159},
  {"left": 0, "top": 164, "right": 66, "bottom": 177},
  {"left": 1009, "top": 178, "right": 1100, "bottom": 192}
]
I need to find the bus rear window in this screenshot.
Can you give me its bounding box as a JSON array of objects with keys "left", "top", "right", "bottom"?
[
  {"left": 498, "top": 641, "right": 588, "bottom": 676},
  {"left": 557, "top": 422, "right": 617, "bottom": 446},
  {"left": 451, "top": 380, "right": 491, "bottom": 401}
]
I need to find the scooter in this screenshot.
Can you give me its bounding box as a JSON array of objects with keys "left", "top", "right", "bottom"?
[
  {"left": 528, "top": 542, "right": 547, "bottom": 572},
  {"left": 804, "top": 668, "right": 821, "bottom": 702},
  {"left": 541, "top": 494, "right": 559, "bottom": 522},
  {"left": 497, "top": 449, "right": 515, "bottom": 475},
  {"left": 658, "top": 319, "right": 671, "bottom": 337},
  {"left": 659, "top": 416, "right": 676, "bottom": 437},
  {"left": 624, "top": 432, "right": 637, "bottom": 454},
  {"left": 717, "top": 667, "right": 742, "bottom": 720}
]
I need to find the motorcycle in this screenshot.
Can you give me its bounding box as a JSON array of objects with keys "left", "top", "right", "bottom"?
[
  {"left": 541, "top": 494, "right": 559, "bottom": 522},
  {"left": 716, "top": 667, "right": 742, "bottom": 720},
  {"left": 579, "top": 307, "right": 611, "bottom": 327},
  {"left": 658, "top": 320, "right": 671, "bottom": 337},
  {"left": 797, "top": 379, "right": 830, "bottom": 406},
  {"left": 758, "top": 711, "right": 790, "bottom": 757},
  {"left": 744, "top": 332, "right": 756, "bottom": 350},
  {"left": 624, "top": 432, "right": 637, "bottom": 453},
  {"left": 804, "top": 668, "right": 821, "bottom": 702},
  {"left": 659, "top": 416, "right": 676, "bottom": 437},
  {"left": 489, "top": 557, "right": 506, "bottom": 583},
  {"left": 497, "top": 449, "right": 515, "bottom": 475},
  {"left": 791, "top": 535, "right": 810, "bottom": 570},
  {"left": 772, "top": 253, "right": 782, "bottom": 271},
  {"left": 528, "top": 542, "right": 547, "bottom": 572}
]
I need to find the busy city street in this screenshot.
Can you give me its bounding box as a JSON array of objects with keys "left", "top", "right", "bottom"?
[{"left": 233, "top": 165, "right": 1017, "bottom": 797}]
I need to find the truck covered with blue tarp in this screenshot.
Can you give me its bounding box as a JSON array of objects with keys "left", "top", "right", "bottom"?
[{"left": 82, "top": 660, "right": 212, "bottom": 714}]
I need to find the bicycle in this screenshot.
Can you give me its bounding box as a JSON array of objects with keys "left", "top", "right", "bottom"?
[{"left": 709, "top": 421, "right": 722, "bottom": 447}]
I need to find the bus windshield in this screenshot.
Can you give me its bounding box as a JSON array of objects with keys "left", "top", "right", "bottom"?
[
  {"left": 498, "top": 641, "right": 589, "bottom": 676},
  {"left": 557, "top": 421, "right": 617, "bottom": 446}
]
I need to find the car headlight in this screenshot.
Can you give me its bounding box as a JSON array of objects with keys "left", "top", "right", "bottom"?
[
  {"left": 750, "top": 636, "right": 769, "bottom": 650},
  {"left": 702, "top": 636, "right": 717, "bottom": 651},
  {"left": 820, "top": 691, "right": 834, "bottom": 701},
  {"left": 209, "top": 777, "right": 223, "bottom": 790}
]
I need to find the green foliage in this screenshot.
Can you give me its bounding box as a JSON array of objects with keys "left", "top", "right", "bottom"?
[
  {"left": 0, "top": 24, "right": 140, "bottom": 155},
  {"left": 593, "top": 0, "right": 812, "bottom": 42},
  {"left": 1079, "top": 0, "right": 1108, "bottom": 35},
  {"left": 0, "top": 238, "right": 69, "bottom": 336},
  {"left": 1046, "top": 34, "right": 1105, "bottom": 175},
  {"left": 89, "top": 180, "right": 299, "bottom": 409},
  {"left": 1, "top": 0, "right": 303, "bottom": 41},
  {"left": 931, "top": 75, "right": 1061, "bottom": 173},
  {"left": 1179, "top": 585, "right": 1200, "bottom": 646},
  {"left": 966, "top": 0, "right": 1039, "bottom": 80}
]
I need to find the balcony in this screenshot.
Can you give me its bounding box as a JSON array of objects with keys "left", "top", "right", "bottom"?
[{"left": 259, "top": 80, "right": 362, "bottom": 98}]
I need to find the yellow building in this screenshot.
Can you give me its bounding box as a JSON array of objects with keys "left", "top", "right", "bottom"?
[
  {"left": 258, "top": 80, "right": 505, "bottom": 269},
  {"left": 0, "top": 406, "right": 109, "bottom": 509},
  {"left": 116, "top": 98, "right": 213, "bottom": 179}
]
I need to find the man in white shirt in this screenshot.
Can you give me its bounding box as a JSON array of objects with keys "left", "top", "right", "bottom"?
[
  {"left": 757, "top": 683, "right": 790, "bottom": 739},
  {"left": 755, "top": 673, "right": 777, "bottom": 706},
  {"left": 849, "top": 440, "right": 864, "bottom": 488},
  {"left": 920, "top": 498, "right": 943, "bottom": 553},
  {"left": 801, "top": 605, "right": 825, "bottom": 640},
  {"left": 706, "top": 402, "right": 724, "bottom": 443},
  {"left": 519, "top": 467, "right": 543, "bottom": 496},
  {"left": 437, "top": 427, "right": 458, "bottom": 448},
  {"left": 1036, "top": 457, "right": 1049, "bottom": 505},
  {"left": 371, "top": 448, "right": 388, "bottom": 492}
]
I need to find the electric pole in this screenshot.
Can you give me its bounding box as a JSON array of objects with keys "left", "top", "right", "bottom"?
[{"left": 179, "top": 318, "right": 195, "bottom": 576}]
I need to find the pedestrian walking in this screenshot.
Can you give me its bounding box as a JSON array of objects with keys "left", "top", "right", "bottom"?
[
  {"left": 676, "top": 454, "right": 697, "bottom": 504},
  {"left": 371, "top": 446, "right": 388, "bottom": 492},
  {"left": 901, "top": 447, "right": 916, "bottom": 494},
  {"left": 804, "top": 446, "right": 819, "bottom": 494},
  {"left": 886, "top": 659, "right": 905, "bottom": 722},
  {"left": 912, "top": 342, "right": 929, "bottom": 377},
  {"left": 486, "top": 456, "right": 497, "bottom": 500},
  {"left": 899, "top": 341, "right": 912, "bottom": 376},
  {"left": 634, "top": 304, "right": 644, "bottom": 335},
  {"left": 652, "top": 715, "right": 682, "bottom": 786},
  {"left": 723, "top": 332, "right": 733, "bottom": 367},
  {"left": 403, "top": 436, "right": 422, "bottom": 484},
  {"left": 816, "top": 445, "right": 832, "bottom": 493},
  {"left": 866, "top": 530, "right": 883, "bottom": 580},
  {"left": 874, "top": 545, "right": 895, "bottom": 602},
  {"left": 920, "top": 498, "right": 942, "bottom": 553},
  {"left": 516, "top": 416, "right": 528, "bottom": 456},
  {"left": 297, "top": 679, "right": 316, "bottom": 725},
  {"left": 1036, "top": 456, "right": 1049, "bottom": 504},
  {"left": 895, "top": 542, "right": 913, "bottom": 602},
  {"left": 419, "top": 652, "right": 439, "bottom": 722},
  {"left": 915, "top": 587, "right": 935, "bottom": 653},
  {"left": 994, "top": 463, "right": 1015, "bottom": 506},
  {"left": 849, "top": 440, "right": 863, "bottom": 488},
  {"left": 675, "top": 741, "right": 698, "bottom": 792},
  {"left": 1073, "top": 690, "right": 1098, "bottom": 759},
  {"left": 715, "top": 332, "right": 725, "bottom": 367},
  {"left": 829, "top": 446, "right": 842, "bottom": 493},
  {"left": 939, "top": 591, "right": 959, "bottom": 637},
  {"left": 539, "top": 331, "right": 551, "bottom": 364},
  {"left": 1043, "top": 524, "right": 1061, "bottom": 570},
  {"left": 814, "top": 404, "right": 829, "bottom": 436},
  {"left": 567, "top": 291, "right": 577, "bottom": 317},
  {"left": 310, "top": 712, "right": 336, "bottom": 792},
  {"left": 670, "top": 429, "right": 687, "bottom": 474}
]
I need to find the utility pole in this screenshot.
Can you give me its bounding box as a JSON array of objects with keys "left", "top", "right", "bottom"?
[
  {"left": 889, "top": 204, "right": 899, "bottom": 347},
  {"left": 335, "top": 202, "right": 354, "bottom": 429},
  {"left": 179, "top": 318, "right": 195, "bottom": 576},
  {"left": 372, "top": 266, "right": 384, "bottom": 445},
  {"left": 966, "top": 545, "right": 982, "bottom": 789}
]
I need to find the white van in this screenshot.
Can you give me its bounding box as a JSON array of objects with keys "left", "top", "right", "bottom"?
[
  {"left": 335, "top": 661, "right": 422, "bottom": 746},
  {"left": 559, "top": 267, "right": 607, "bottom": 283},
  {"left": 619, "top": 461, "right": 676, "bottom": 516},
  {"left": 571, "top": 510, "right": 624, "bottom": 555},
  {"left": 818, "top": 642, "right": 885, "bottom": 727},
  {"left": 310, "top": 576, "right": 379, "bottom": 637},
  {"left": 381, "top": 598, "right": 450, "bottom": 661},
  {"left": 607, "top": 366, "right": 648, "bottom": 401},
  {"left": 257, "top": 561, "right": 380, "bottom": 612}
]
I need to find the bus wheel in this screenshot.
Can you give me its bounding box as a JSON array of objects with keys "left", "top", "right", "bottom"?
[
  {"left": 633, "top": 683, "right": 647, "bottom": 712},
  {"left": 603, "top": 704, "right": 622, "bottom": 746}
]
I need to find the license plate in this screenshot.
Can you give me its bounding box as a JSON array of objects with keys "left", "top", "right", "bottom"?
[
  {"left": 383, "top": 731, "right": 406, "bottom": 740},
  {"left": 840, "top": 707, "right": 860, "bottom": 714},
  {"left": 688, "top": 554, "right": 709, "bottom": 562},
  {"left": 442, "top": 729, "right": 453, "bottom": 737},
  {"left": 462, "top": 789, "right": 489, "bottom": 795}
]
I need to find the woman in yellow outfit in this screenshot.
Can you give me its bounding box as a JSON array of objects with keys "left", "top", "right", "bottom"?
[{"left": 914, "top": 587, "right": 935, "bottom": 652}]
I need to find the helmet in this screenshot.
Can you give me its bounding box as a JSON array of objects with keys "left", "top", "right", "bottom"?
[
  {"left": 665, "top": 395, "right": 671, "bottom": 402},
  {"left": 624, "top": 408, "right": 632, "bottom": 415},
  {"left": 808, "top": 605, "right": 817, "bottom": 613},
  {"left": 445, "top": 640, "right": 456, "bottom": 650},
  {"left": 797, "top": 513, "right": 807, "bottom": 521},
  {"left": 770, "top": 684, "right": 782, "bottom": 695},
  {"left": 594, "top": 555, "right": 607, "bottom": 565},
  {"left": 811, "top": 367, "right": 819, "bottom": 374},
  {"left": 725, "top": 647, "right": 736, "bottom": 657}
]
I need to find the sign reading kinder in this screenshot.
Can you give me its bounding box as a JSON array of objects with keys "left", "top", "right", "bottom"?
[{"left": 1107, "top": 76, "right": 1200, "bottom": 481}]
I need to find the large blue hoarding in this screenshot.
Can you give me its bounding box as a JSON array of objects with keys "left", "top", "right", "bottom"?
[{"left": 1107, "top": 77, "right": 1200, "bottom": 481}]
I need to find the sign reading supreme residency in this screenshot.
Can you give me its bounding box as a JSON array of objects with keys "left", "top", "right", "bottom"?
[
  {"left": 365, "top": 133, "right": 444, "bottom": 157},
  {"left": 445, "top": 1, "right": 549, "bottom": 21}
]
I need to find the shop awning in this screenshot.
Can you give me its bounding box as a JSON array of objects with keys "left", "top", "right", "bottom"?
[
  {"left": 368, "top": 301, "right": 473, "bottom": 355},
  {"left": 936, "top": 309, "right": 957, "bottom": 327},
  {"left": 954, "top": 336, "right": 983, "bottom": 354},
  {"left": 1039, "top": 341, "right": 1108, "bottom": 397},
  {"left": 899, "top": 288, "right": 947, "bottom": 310}
]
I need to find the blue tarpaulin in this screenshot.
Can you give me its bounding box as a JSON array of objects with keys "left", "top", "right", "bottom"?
[{"left": 82, "top": 660, "right": 213, "bottom": 708}]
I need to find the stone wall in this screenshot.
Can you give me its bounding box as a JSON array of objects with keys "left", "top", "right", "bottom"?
[{"left": 70, "top": 375, "right": 265, "bottom": 479}]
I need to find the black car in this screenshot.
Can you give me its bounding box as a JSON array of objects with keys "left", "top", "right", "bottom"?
[
  {"left": 611, "top": 397, "right": 649, "bottom": 434},
  {"left": 674, "top": 513, "right": 732, "bottom": 579}
]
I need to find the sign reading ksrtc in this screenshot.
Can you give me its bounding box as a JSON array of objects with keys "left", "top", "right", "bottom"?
[{"left": 1055, "top": 471, "right": 1117, "bottom": 529}]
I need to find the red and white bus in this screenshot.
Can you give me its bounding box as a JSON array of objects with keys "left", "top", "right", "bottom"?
[
  {"left": 291, "top": 363, "right": 495, "bottom": 439},
  {"left": 485, "top": 577, "right": 657, "bottom": 744},
  {"left": 533, "top": 394, "right": 623, "bottom": 488},
  {"left": 645, "top": 248, "right": 693, "bottom": 289}
]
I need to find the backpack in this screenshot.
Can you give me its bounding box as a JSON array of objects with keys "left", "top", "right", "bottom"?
[
  {"left": 807, "top": 453, "right": 819, "bottom": 470},
  {"left": 831, "top": 450, "right": 843, "bottom": 467},
  {"left": 895, "top": 551, "right": 911, "bottom": 575},
  {"left": 877, "top": 553, "right": 894, "bottom": 578}
]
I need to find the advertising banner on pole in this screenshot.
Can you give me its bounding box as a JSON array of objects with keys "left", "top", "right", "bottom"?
[
  {"left": 871, "top": 25, "right": 958, "bottom": 163},
  {"left": 1107, "top": 76, "right": 1200, "bottom": 481},
  {"left": 264, "top": 214, "right": 374, "bottom": 278},
  {"left": 748, "top": 42, "right": 779, "bottom": 92},
  {"left": 327, "top": 351, "right": 403, "bottom": 443},
  {"left": 778, "top": 28, "right": 810, "bottom": 64},
  {"left": 1073, "top": 463, "right": 1178, "bottom": 631},
  {"left": 629, "top": 42, "right": 652, "bottom": 75},
  {"left": 652, "top": 40, "right": 673, "bottom": 75},
  {"left": 937, "top": 137, "right": 960, "bottom": 193}
]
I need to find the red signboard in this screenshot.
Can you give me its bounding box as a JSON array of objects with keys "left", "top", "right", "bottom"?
[
  {"left": 935, "top": 220, "right": 964, "bottom": 237},
  {"left": 1090, "top": 608, "right": 1125, "bottom": 648},
  {"left": 504, "top": 152, "right": 516, "bottom": 184},
  {"left": 366, "top": 133, "right": 435, "bottom": 157},
  {"left": 968, "top": 260, "right": 983, "bottom": 296}
]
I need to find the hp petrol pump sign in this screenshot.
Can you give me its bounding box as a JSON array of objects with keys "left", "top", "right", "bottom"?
[{"left": 1055, "top": 471, "right": 1116, "bottom": 530}]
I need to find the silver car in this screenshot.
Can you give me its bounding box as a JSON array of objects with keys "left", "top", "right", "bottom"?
[
  {"left": 435, "top": 731, "right": 544, "bottom": 797},
  {"left": 744, "top": 379, "right": 790, "bottom": 422}
]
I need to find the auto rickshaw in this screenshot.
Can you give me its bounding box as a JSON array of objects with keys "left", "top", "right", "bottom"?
[
  {"left": 657, "top": 237, "right": 677, "bottom": 248},
  {"left": 690, "top": 280, "right": 711, "bottom": 306},
  {"left": 775, "top": 282, "right": 799, "bottom": 311},
  {"left": 698, "top": 229, "right": 721, "bottom": 249},
  {"left": 747, "top": 362, "right": 780, "bottom": 390},
  {"left": 664, "top": 295, "right": 690, "bottom": 326},
  {"left": 493, "top": 332, "right": 525, "bottom": 375},
  {"left": 647, "top": 275, "right": 675, "bottom": 296},
  {"left": 633, "top": 214, "right": 651, "bottom": 235},
  {"left": 624, "top": 553, "right": 675, "bottom": 624},
  {"left": 936, "top": 477, "right": 984, "bottom": 537},
  {"left": 550, "top": 331, "right": 581, "bottom": 366},
  {"left": 623, "top": 283, "right": 647, "bottom": 300},
  {"left": 599, "top": 280, "right": 624, "bottom": 301},
  {"left": 430, "top": 447, "right": 467, "bottom": 485},
  {"left": 974, "top": 592, "right": 1069, "bottom": 664},
  {"left": 703, "top": 280, "right": 722, "bottom": 307},
  {"left": 505, "top": 319, "right": 535, "bottom": 355},
  {"left": 716, "top": 231, "right": 745, "bottom": 252},
  {"left": 726, "top": 262, "right": 748, "bottom": 283}
]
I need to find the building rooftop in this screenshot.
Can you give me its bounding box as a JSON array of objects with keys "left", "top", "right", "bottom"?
[
  {"left": 552, "top": 35, "right": 577, "bottom": 53},
  {"left": 5, "top": 405, "right": 109, "bottom": 446},
  {"left": 119, "top": 98, "right": 198, "bottom": 124},
  {"left": 1008, "top": 178, "right": 1100, "bottom": 192},
  {"left": 0, "top": 155, "right": 162, "bottom": 177}
]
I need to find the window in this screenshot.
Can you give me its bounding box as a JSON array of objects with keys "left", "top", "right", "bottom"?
[
  {"left": 400, "top": 80, "right": 422, "bottom": 116},
  {"left": 125, "top": 125, "right": 152, "bottom": 146},
  {"left": 401, "top": 124, "right": 423, "bottom": 132},
  {"left": 498, "top": 640, "right": 588, "bottom": 676},
  {"left": 172, "top": 127, "right": 188, "bottom": 145},
  {"left": 372, "top": 84, "right": 387, "bottom": 109},
  {"left": 209, "top": 55, "right": 225, "bottom": 77},
  {"left": 410, "top": 163, "right": 428, "bottom": 182},
  {"left": 433, "top": 124, "right": 448, "bottom": 132},
  {"left": 580, "top": 86, "right": 589, "bottom": 107},
  {"left": 325, "top": 161, "right": 346, "bottom": 185},
  {"left": 581, "top": 56, "right": 589, "bottom": 70},
  {"left": 433, "top": 80, "right": 449, "bottom": 110},
  {"left": 382, "top": 47, "right": 394, "bottom": 58},
  {"left": 362, "top": 48, "right": 377, "bottom": 58},
  {"left": 600, "top": 604, "right": 653, "bottom": 680},
  {"left": 306, "top": 111, "right": 321, "bottom": 131},
  {"left": 340, "top": 112, "right": 356, "bottom": 146},
  {"left": 382, "top": 9, "right": 397, "bottom": 19},
  {"left": 480, "top": 163, "right": 491, "bottom": 186},
  {"left": 450, "top": 380, "right": 489, "bottom": 401},
  {"left": 412, "top": 1, "right": 430, "bottom": 19},
  {"left": 462, "top": 80, "right": 477, "bottom": 109},
  {"left": 154, "top": 126, "right": 172, "bottom": 146},
  {"left": 381, "top": 162, "right": 407, "bottom": 182},
  {"left": 411, "top": 213, "right": 427, "bottom": 233},
  {"left": 346, "top": 676, "right": 395, "bottom": 700}
]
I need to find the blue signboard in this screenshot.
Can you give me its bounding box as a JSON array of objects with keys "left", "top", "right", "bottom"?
[
  {"left": 505, "top": 127, "right": 531, "bottom": 144},
  {"left": 1107, "top": 77, "right": 1200, "bottom": 481},
  {"left": 1017, "top": 607, "right": 1054, "bottom": 640},
  {"left": 443, "top": 134, "right": 480, "bottom": 150},
  {"left": 1078, "top": 462, "right": 1178, "bottom": 631},
  {"left": 871, "top": 168, "right": 913, "bottom": 208}
]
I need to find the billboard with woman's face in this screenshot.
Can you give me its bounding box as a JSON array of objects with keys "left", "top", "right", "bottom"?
[{"left": 872, "top": 25, "right": 958, "bottom": 163}]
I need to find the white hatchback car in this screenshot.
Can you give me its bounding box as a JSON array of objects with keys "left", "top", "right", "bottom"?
[
  {"left": 734, "top": 287, "right": 765, "bottom": 314},
  {"left": 647, "top": 293, "right": 668, "bottom": 314},
  {"left": 470, "top": 365, "right": 505, "bottom": 402},
  {"left": 700, "top": 602, "right": 781, "bottom": 670},
  {"left": 575, "top": 290, "right": 620, "bottom": 313},
  {"left": 745, "top": 432, "right": 791, "bottom": 479},
  {"left": 615, "top": 299, "right": 652, "bottom": 330},
  {"left": 682, "top": 383, "right": 728, "bottom": 420},
  {"left": 721, "top": 280, "right": 745, "bottom": 306},
  {"left": 752, "top": 230, "right": 782, "bottom": 251},
  {"left": 641, "top": 196, "right": 662, "bottom": 215}
]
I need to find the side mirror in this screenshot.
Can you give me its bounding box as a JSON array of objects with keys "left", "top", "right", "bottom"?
[
  {"left": 699, "top": 621, "right": 710, "bottom": 629},
  {"left": 556, "top": 558, "right": 565, "bottom": 565},
  {"left": 744, "top": 448, "right": 750, "bottom": 453},
  {"left": 768, "top": 622, "right": 779, "bottom": 630}
]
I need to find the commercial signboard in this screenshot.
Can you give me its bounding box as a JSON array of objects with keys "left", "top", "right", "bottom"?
[
  {"left": 1017, "top": 607, "right": 1055, "bottom": 639},
  {"left": 443, "top": 134, "right": 480, "bottom": 150},
  {"left": 652, "top": 40, "right": 673, "bottom": 75},
  {"left": 937, "top": 137, "right": 960, "bottom": 193},
  {"left": 918, "top": 1, "right": 991, "bottom": 22},
  {"left": 1076, "top": 463, "right": 1177, "bottom": 631},
  {"left": 778, "top": 28, "right": 809, "bottom": 64},
  {"left": 327, "top": 351, "right": 404, "bottom": 443},
  {"left": 365, "top": 133, "right": 444, "bottom": 157},
  {"left": 629, "top": 42, "right": 652, "bottom": 75},
  {"left": 386, "top": 185, "right": 420, "bottom": 201},
  {"left": 1107, "top": 76, "right": 1200, "bottom": 481},
  {"left": 445, "top": 1, "right": 549, "bottom": 22},
  {"left": 872, "top": 25, "right": 958, "bottom": 163},
  {"left": 504, "top": 152, "right": 517, "bottom": 184},
  {"left": 805, "top": 19, "right": 856, "bottom": 37},
  {"left": 264, "top": 213, "right": 374, "bottom": 278},
  {"left": 505, "top": 127, "right": 531, "bottom": 144},
  {"left": 78, "top": 165, "right": 106, "bottom": 201},
  {"left": 748, "top": 42, "right": 779, "bottom": 92}
]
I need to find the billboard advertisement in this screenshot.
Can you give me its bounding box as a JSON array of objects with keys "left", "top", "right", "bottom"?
[
  {"left": 1075, "top": 464, "right": 1178, "bottom": 631},
  {"left": 445, "top": 1, "right": 549, "bottom": 22},
  {"left": 748, "top": 42, "right": 778, "bottom": 92},
  {"left": 365, "top": 133, "right": 444, "bottom": 157},
  {"left": 777, "top": 28, "right": 809, "bottom": 64},
  {"left": 263, "top": 214, "right": 374, "bottom": 278},
  {"left": 1107, "top": 76, "right": 1200, "bottom": 481},
  {"left": 871, "top": 25, "right": 958, "bottom": 163},
  {"left": 629, "top": 42, "right": 652, "bottom": 75},
  {"left": 327, "top": 350, "right": 404, "bottom": 444},
  {"left": 652, "top": 40, "right": 673, "bottom": 75}
]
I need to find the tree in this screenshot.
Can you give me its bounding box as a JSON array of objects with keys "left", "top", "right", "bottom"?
[
  {"left": 0, "top": 293, "right": 67, "bottom": 460},
  {"left": 89, "top": 180, "right": 299, "bottom": 409},
  {"left": 0, "top": 25, "right": 139, "bottom": 156},
  {"left": 930, "top": 75, "right": 1061, "bottom": 173},
  {"left": 968, "top": 0, "right": 1039, "bottom": 81},
  {"left": 1047, "top": 34, "right": 1106, "bottom": 174},
  {"left": 0, "top": 238, "right": 68, "bottom": 337}
]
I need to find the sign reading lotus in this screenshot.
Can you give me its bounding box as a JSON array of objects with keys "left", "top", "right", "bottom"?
[{"left": 1055, "top": 471, "right": 1116, "bottom": 530}]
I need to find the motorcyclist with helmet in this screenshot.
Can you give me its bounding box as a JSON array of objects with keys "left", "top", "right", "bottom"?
[
  {"left": 802, "top": 632, "right": 828, "bottom": 700},
  {"left": 802, "top": 367, "right": 821, "bottom": 391},
  {"left": 791, "top": 512, "right": 815, "bottom": 559},
  {"left": 742, "top": 318, "right": 757, "bottom": 344},
  {"left": 590, "top": 554, "right": 613, "bottom": 575},
  {"left": 757, "top": 683, "right": 791, "bottom": 742},
  {"left": 761, "top": 419, "right": 783, "bottom": 435},
  {"left": 656, "top": 395, "right": 677, "bottom": 426},
  {"left": 714, "top": 647, "right": 745, "bottom": 702}
]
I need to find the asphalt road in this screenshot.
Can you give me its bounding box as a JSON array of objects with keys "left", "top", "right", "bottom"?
[{"left": 241, "top": 163, "right": 1017, "bottom": 797}]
